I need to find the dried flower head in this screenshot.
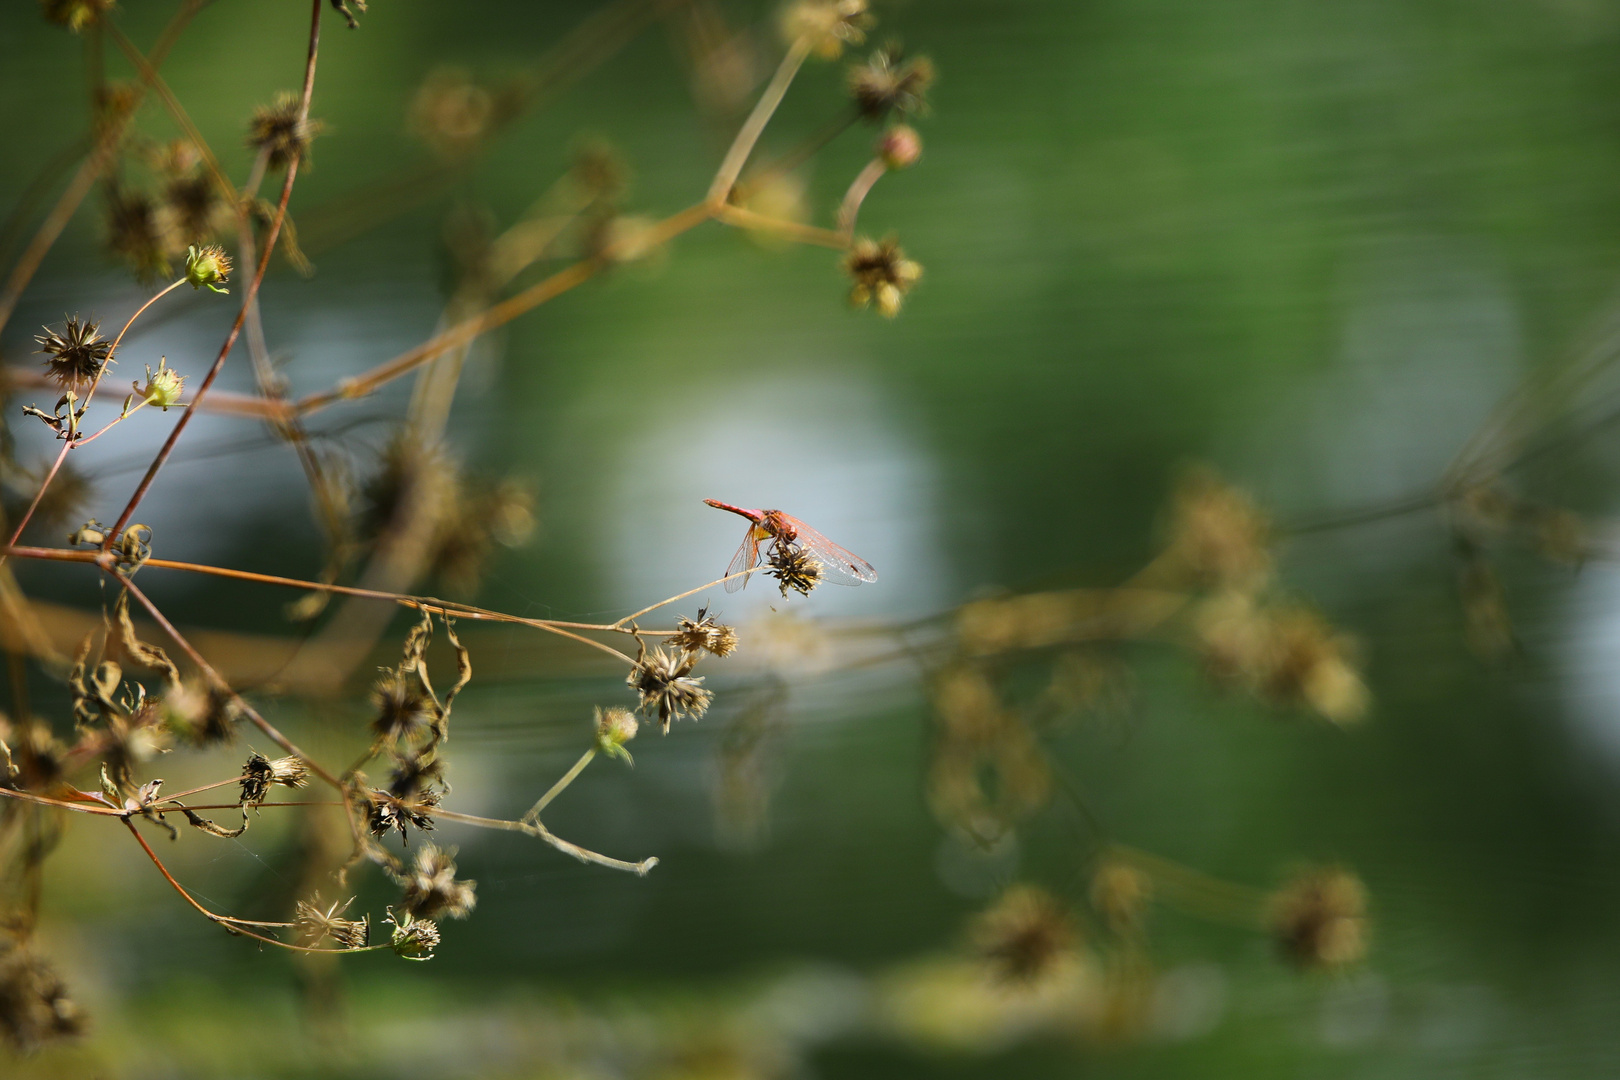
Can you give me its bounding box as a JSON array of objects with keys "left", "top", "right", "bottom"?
[
  {"left": 1, "top": 460, "right": 90, "bottom": 538},
  {"left": 367, "top": 787, "right": 440, "bottom": 841},
  {"left": 1261, "top": 608, "right": 1369, "bottom": 724},
  {"left": 0, "top": 935, "right": 83, "bottom": 1052},
  {"left": 370, "top": 668, "right": 436, "bottom": 744},
  {"left": 782, "top": 0, "right": 872, "bottom": 60},
  {"left": 1269, "top": 867, "right": 1368, "bottom": 970},
  {"left": 164, "top": 173, "right": 229, "bottom": 243},
  {"left": 36, "top": 317, "right": 112, "bottom": 389},
  {"left": 971, "top": 884, "right": 1077, "bottom": 984},
  {"left": 0, "top": 722, "right": 65, "bottom": 793},
  {"left": 238, "top": 752, "right": 310, "bottom": 806},
  {"left": 248, "top": 92, "right": 320, "bottom": 172},
  {"left": 594, "top": 705, "right": 639, "bottom": 764},
  {"left": 132, "top": 357, "right": 186, "bottom": 410},
  {"left": 1164, "top": 468, "right": 1272, "bottom": 590},
  {"left": 40, "top": 0, "right": 112, "bottom": 33},
  {"left": 184, "top": 244, "right": 231, "bottom": 293},
  {"left": 399, "top": 843, "right": 477, "bottom": 921},
  {"left": 766, "top": 542, "right": 824, "bottom": 597},
  {"left": 1090, "top": 859, "right": 1152, "bottom": 936},
  {"left": 358, "top": 433, "right": 457, "bottom": 544},
  {"left": 1196, "top": 594, "right": 1368, "bottom": 725},
  {"left": 843, "top": 235, "right": 922, "bottom": 317},
  {"left": 105, "top": 189, "right": 177, "bottom": 281},
  {"left": 386, "top": 907, "right": 441, "bottom": 960},
  {"left": 409, "top": 68, "right": 494, "bottom": 159},
  {"left": 876, "top": 124, "right": 923, "bottom": 170},
  {"left": 627, "top": 646, "right": 712, "bottom": 733},
  {"left": 670, "top": 609, "right": 739, "bottom": 658},
  {"left": 387, "top": 751, "right": 444, "bottom": 801},
  {"left": 848, "top": 46, "right": 934, "bottom": 121},
  {"left": 162, "top": 678, "right": 240, "bottom": 745},
  {"left": 428, "top": 475, "right": 537, "bottom": 596},
  {"left": 295, "top": 897, "right": 369, "bottom": 949}
]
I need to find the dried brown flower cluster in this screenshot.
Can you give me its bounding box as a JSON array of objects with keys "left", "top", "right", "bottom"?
[
  {"left": 765, "top": 541, "right": 825, "bottom": 597},
  {"left": 848, "top": 45, "right": 934, "bottom": 121},
  {"left": 926, "top": 664, "right": 1051, "bottom": 842},
  {"left": 628, "top": 644, "right": 714, "bottom": 734},
  {"left": 36, "top": 316, "right": 112, "bottom": 389},
  {"left": 781, "top": 0, "right": 871, "bottom": 59},
  {"left": 248, "top": 92, "right": 321, "bottom": 172},
  {"left": 1268, "top": 867, "right": 1368, "bottom": 970},
  {"left": 0, "top": 934, "right": 82, "bottom": 1053},
  {"left": 843, "top": 235, "right": 922, "bottom": 317},
  {"left": 357, "top": 434, "right": 536, "bottom": 596},
  {"left": 238, "top": 752, "right": 310, "bottom": 806},
  {"left": 398, "top": 843, "right": 477, "bottom": 921},
  {"left": 971, "top": 885, "right": 1078, "bottom": 984},
  {"left": 671, "top": 610, "right": 739, "bottom": 657},
  {"left": 1196, "top": 593, "right": 1368, "bottom": 725},
  {"left": 0, "top": 0, "right": 967, "bottom": 1050},
  {"left": 295, "top": 896, "right": 370, "bottom": 949}
]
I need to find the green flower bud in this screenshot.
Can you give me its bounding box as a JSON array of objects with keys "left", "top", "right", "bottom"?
[
  {"left": 184, "top": 244, "right": 231, "bottom": 293},
  {"left": 134, "top": 357, "right": 186, "bottom": 411}
]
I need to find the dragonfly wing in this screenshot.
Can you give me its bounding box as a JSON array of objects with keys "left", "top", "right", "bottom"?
[
  {"left": 781, "top": 515, "right": 877, "bottom": 586},
  {"left": 724, "top": 530, "right": 760, "bottom": 593}
]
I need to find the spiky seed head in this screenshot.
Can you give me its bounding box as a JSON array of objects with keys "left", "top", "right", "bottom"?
[
  {"left": 35, "top": 317, "right": 112, "bottom": 389},
  {"left": 843, "top": 235, "right": 922, "bottom": 317}
]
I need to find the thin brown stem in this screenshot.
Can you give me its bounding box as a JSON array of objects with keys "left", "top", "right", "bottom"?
[
  {"left": 123, "top": 818, "right": 388, "bottom": 953},
  {"left": 836, "top": 158, "right": 887, "bottom": 237},
  {"left": 433, "top": 807, "right": 657, "bottom": 875},
  {"left": 2, "top": 277, "right": 186, "bottom": 559},
  {"left": 114, "top": 570, "right": 341, "bottom": 788},
  {"left": 1, "top": 545, "right": 657, "bottom": 658},
  {"left": 612, "top": 569, "right": 754, "bottom": 627},
  {"left": 108, "top": 0, "right": 324, "bottom": 541},
  {"left": 0, "top": 0, "right": 205, "bottom": 336},
  {"left": 707, "top": 36, "right": 812, "bottom": 207},
  {"left": 733, "top": 110, "right": 859, "bottom": 203},
  {"left": 522, "top": 747, "right": 596, "bottom": 824},
  {"left": 713, "top": 204, "right": 847, "bottom": 248}
]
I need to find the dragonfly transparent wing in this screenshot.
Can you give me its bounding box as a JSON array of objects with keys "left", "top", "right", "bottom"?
[
  {"left": 779, "top": 515, "right": 877, "bottom": 586},
  {"left": 724, "top": 529, "right": 761, "bottom": 593}
]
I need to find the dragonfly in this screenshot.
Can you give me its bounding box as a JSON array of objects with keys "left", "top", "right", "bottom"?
[{"left": 704, "top": 499, "right": 878, "bottom": 593}]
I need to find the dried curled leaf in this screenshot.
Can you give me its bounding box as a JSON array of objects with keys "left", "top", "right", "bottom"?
[{"left": 113, "top": 589, "right": 180, "bottom": 689}]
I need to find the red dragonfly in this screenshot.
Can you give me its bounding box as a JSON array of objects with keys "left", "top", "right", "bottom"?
[{"left": 704, "top": 499, "right": 878, "bottom": 593}]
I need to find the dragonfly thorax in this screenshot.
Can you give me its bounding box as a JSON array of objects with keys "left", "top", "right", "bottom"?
[{"left": 760, "top": 511, "right": 797, "bottom": 542}]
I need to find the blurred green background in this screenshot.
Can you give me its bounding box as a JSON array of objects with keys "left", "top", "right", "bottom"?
[{"left": 7, "top": 0, "right": 1620, "bottom": 1076}]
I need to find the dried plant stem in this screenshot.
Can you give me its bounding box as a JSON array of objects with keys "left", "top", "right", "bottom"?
[
  {"left": 2, "top": 545, "right": 681, "bottom": 654},
  {"left": 713, "top": 204, "right": 847, "bottom": 248},
  {"left": 522, "top": 748, "right": 596, "bottom": 824},
  {"left": 0, "top": 136, "right": 89, "bottom": 267},
  {"left": 106, "top": 24, "right": 238, "bottom": 207},
  {"left": 1107, "top": 844, "right": 1268, "bottom": 927},
  {"left": 0, "top": 0, "right": 205, "bottom": 337},
  {"left": 836, "top": 158, "right": 888, "bottom": 237},
  {"left": 107, "top": 0, "right": 325, "bottom": 543},
  {"left": 2, "top": 276, "right": 187, "bottom": 562},
  {"left": 113, "top": 570, "right": 340, "bottom": 788},
  {"left": 733, "top": 109, "right": 859, "bottom": 203},
  {"left": 434, "top": 807, "right": 657, "bottom": 876},
  {"left": 612, "top": 569, "right": 755, "bottom": 627},
  {"left": 707, "top": 35, "right": 813, "bottom": 207},
  {"left": 292, "top": 202, "right": 711, "bottom": 416},
  {"left": 123, "top": 818, "right": 390, "bottom": 953},
  {"left": 10, "top": 35, "right": 825, "bottom": 425}
]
